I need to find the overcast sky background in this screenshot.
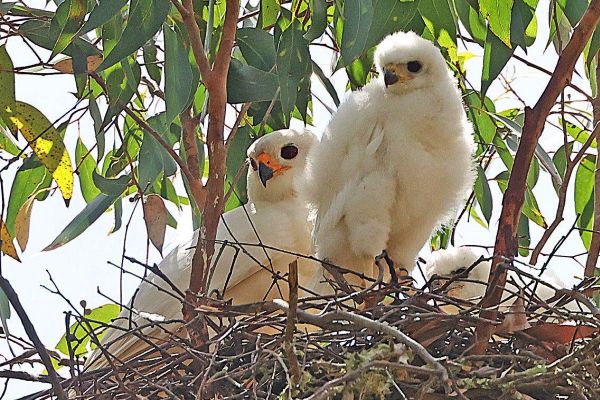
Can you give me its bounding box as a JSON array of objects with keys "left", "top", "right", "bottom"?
[{"left": 1, "top": 0, "right": 594, "bottom": 396}]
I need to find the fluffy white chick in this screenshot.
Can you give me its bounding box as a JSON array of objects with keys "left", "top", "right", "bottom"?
[
  {"left": 425, "top": 247, "right": 583, "bottom": 312},
  {"left": 87, "top": 129, "right": 324, "bottom": 368},
  {"left": 307, "top": 31, "right": 474, "bottom": 284}
]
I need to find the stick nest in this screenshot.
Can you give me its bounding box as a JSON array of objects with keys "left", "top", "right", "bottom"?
[{"left": 17, "top": 262, "right": 600, "bottom": 399}]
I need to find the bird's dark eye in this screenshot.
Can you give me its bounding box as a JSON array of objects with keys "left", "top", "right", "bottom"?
[
  {"left": 407, "top": 61, "right": 422, "bottom": 73},
  {"left": 453, "top": 267, "right": 467, "bottom": 275},
  {"left": 249, "top": 157, "right": 258, "bottom": 171},
  {"left": 280, "top": 145, "right": 298, "bottom": 160}
]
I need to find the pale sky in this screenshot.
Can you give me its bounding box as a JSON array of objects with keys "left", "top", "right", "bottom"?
[{"left": 1, "top": 0, "right": 594, "bottom": 396}]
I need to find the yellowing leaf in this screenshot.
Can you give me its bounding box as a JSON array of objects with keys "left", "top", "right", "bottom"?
[
  {"left": 10, "top": 102, "right": 73, "bottom": 203},
  {"left": 15, "top": 197, "right": 35, "bottom": 252},
  {"left": 143, "top": 194, "right": 167, "bottom": 254},
  {"left": 53, "top": 54, "right": 103, "bottom": 74},
  {"left": 0, "top": 221, "right": 19, "bottom": 261}
]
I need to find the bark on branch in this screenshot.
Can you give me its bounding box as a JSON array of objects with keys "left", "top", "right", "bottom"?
[{"left": 472, "top": 0, "right": 600, "bottom": 354}]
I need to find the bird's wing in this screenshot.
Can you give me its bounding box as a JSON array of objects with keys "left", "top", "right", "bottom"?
[{"left": 87, "top": 201, "right": 308, "bottom": 368}]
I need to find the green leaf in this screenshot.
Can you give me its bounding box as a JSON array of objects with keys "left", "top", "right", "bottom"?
[
  {"left": 164, "top": 24, "right": 194, "bottom": 125},
  {"left": 345, "top": 50, "right": 373, "bottom": 89},
  {"left": 6, "top": 157, "right": 51, "bottom": 236},
  {"left": 226, "top": 125, "right": 253, "bottom": 206},
  {"left": 523, "top": 187, "right": 546, "bottom": 228},
  {"left": 50, "top": 0, "right": 87, "bottom": 59},
  {"left": 558, "top": 0, "right": 587, "bottom": 27},
  {"left": 464, "top": 92, "right": 496, "bottom": 144},
  {"left": 102, "top": 59, "right": 141, "bottom": 127},
  {"left": 419, "top": 0, "right": 457, "bottom": 56},
  {"left": 0, "top": 127, "right": 20, "bottom": 156},
  {"left": 490, "top": 112, "right": 563, "bottom": 188},
  {"left": 565, "top": 120, "right": 596, "bottom": 149},
  {"left": 517, "top": 213, "right": 530, "bottom": 256},
  {"left": 19, "top": 21, "right": 100, "bottom": 60},
  {"left": 260, "top": 0, "right": 279, "bottom": 28},
  {"left": 455, "top": 0, "right": 486, "bottom": 45},
  {"left": 365, "top": 0, "right": 420, "bottom": 51},
  {"left": 276, "top": 21, "right": 311, "bottom": 123},
  {"left": 304, "top": 0, "right": 327, "bottom": 42},
  {"left": 339, "top": 0, "right": 373, "bottom": 64},
  {"left": 479, "top": 0, "right": 513, "bottom": 47},
  {"left": 160, "top": 175, "right": 181, "bottom": 209},
  {"left": 93, "top": 171, "right": 131, "bottom": 195},
  {"left": 510, "top": 0, "right": 538, "bottom": 49},
  {"left": 137, "top": 114, "right": 176, "bottom": 191},
  {"left": 575, "top": 155, "right": 595, "bottom": 249},
  {"left": 552, "top": 142, "right": 573, "bottom": 180},
  {"left": 585, "top": 28, "right": 600, "bottom": 71},
  {"left": 237, "top": 27, "right": 276, "bottom": 71},
  {"left": 75, "top": 138, "right": 101, "bottom": 203},
  {"left": 52, "top": 304, "right": 120, "bottom": 370},
  {"left": 97, "top": 0, "right": 171, "bottom": 71},
  {"left": 44, "top": 191, "right": 125, "bottom": 251},
  {"left": 474, "top": 165, "right": 493, "bottom": 223},
  {"left": 527, "top": 155, "right": 540, "bottom": 189},
  {"left": 0, "top": 46, "right": 17, "bottom": 136},
  {"left": 143, "top": 40, "right": 162, "bottom": 86},
  {"left": 111, "top": 197, "right": 123, "bottom": 233},
  {"left": 481, "top": 26, "right": 514, "bottom": 97},
  {"left": 312, "top": 61, "right": 340, "bottom": 107},
  {"left": 227, "top": 59, "right": 279, "bottom": 103},
  {"left": 80, "top": 0, "right": 128, "bottom": 34},
  {"left": 0, "top": 288, "right": 10, "bottom": 338}
]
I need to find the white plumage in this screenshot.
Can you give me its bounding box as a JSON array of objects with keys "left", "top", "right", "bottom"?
[
  {"left": 307, "top": 31, "right": 474, "bottom": 283},
  {"left": 425, "top": 247, "right": 581, "bottom": 311},
  {"left": 88, "top": 129, "right": 323, "bottom": 367}
]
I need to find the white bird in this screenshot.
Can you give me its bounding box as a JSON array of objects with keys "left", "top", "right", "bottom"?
[
  {"left": 425, "top": 247, "right": 585, "bottom": 313},
  {"left": 307, "top": 31, "right": 474, "bottom": 285},
  {"left": 87, "top": 129, "right": 324, "bottom": 367}
]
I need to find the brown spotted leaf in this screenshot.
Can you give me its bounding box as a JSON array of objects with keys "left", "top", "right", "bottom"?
[
  {"left": 0, "top": 221, "right": 19, "bottom": 261},
  {"left": 0, "top": 45, "right": 17, "bottom": 135},
  {"left": 10, "top": 102, "right": 73, "bottom": 203},
  {"left": 14, "top": 197, "right": 34, "bottom": 252},
  {"left": 143, "top": 194, "right": 167, "bottom": 255}
]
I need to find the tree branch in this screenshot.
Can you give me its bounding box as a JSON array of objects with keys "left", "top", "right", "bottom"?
[
  {"left": 472, "top": 0, "right": 600, "bottom": 354},
  {"left": 177, "top": 0, "right": 212, "bottom": 83},
  {"left": 180, "top": 106, "right": 202, "bottom": 181},
  {"left": 0, "top": 276, "right": 66, "bottom": 399},
  {"left": 530, "top": 122, "right": 599, "bottom": 264}
]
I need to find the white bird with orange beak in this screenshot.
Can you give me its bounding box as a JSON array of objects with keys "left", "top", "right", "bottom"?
[
  {"left": 87, "top": 129, "right": 324, "bottom": 368},
  {"left": 307, "top": 31, "right": 474, "bottom": 285}
]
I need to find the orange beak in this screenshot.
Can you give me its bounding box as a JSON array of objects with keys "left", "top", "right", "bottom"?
[{"left": 256, "top": 153, "right": 290, "bottom": 187}]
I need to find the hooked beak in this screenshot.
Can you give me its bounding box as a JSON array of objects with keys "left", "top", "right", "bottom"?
[
  {"left": 384, "top": 69, "right": 399, "bottom": 87},
  {"left": 255, "top": 152, "right": 290, "bottom": 187},
  {"left": 258, "top": 163, "right": 274, "bottom": 187}
]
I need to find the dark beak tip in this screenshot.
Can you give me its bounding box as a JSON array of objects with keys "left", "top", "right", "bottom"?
[
  {"left": 258, "top": 163, "right": 274, "bottom": 187},
  {"left": 384, "top": 70, "right": 399, "bottom": 87}
]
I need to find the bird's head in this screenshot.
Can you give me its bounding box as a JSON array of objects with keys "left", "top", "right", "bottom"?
[
  {"left": 425, "top": 247, "right": 491, "bottom": 301},
  {"left": 374, "top": 31, "right": 449, "bottom": 95},
  {"left": 246, "top": 128, "right": 317, "bottom": 203}
]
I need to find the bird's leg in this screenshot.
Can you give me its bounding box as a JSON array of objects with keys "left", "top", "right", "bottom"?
[{"left": 377, "top": 249, "right": 398, "bottom": 285}]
